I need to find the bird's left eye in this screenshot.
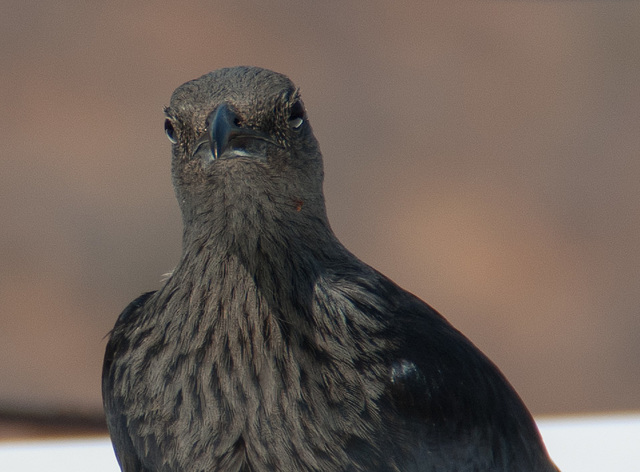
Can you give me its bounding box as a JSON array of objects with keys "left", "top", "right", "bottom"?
[
  {"left": 164, "top": 119, "right": 178, "bottom": 143},
  {"left": 288, "top": 100, "right": 305, "bottom": 130}
]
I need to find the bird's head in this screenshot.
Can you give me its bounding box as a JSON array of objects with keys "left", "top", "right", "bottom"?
[{"left": 163, "top": 67, "right": 326, "bottom": 230}]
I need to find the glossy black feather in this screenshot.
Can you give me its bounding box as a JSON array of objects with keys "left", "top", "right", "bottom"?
[{"left": 102, "top": 66, "right": 559, "bottom": 471}]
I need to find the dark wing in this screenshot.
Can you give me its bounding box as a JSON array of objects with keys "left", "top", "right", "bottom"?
[
  {"left": 332, "top": 266, "right": 557, "bottom": 472},
  {"left": 102, "top": 291, "right": 156, "bottom": 472},
  {"left": 387, "top": 290, "right": 559, "bottom": 471}
]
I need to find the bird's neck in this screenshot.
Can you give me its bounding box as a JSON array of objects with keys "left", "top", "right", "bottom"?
[
  {"left": 173, "top": 190, "right": 340, "bottom": 337},
  {"left": 181, "top": 182, "right": 336, "bottom": 271}
]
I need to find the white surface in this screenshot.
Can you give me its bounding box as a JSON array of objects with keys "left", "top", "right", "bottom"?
[
  {"left": 0, "top": 437, "right": 119, "bottom": 472},
  {"left": 538, "top": 413, "right": 640, "bottom": 471},
  {"left": 0, "top": 414, "right": 638, "bottom": 471}
]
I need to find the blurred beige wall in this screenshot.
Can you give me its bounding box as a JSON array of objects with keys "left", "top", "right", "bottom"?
[{"left": 1, "top": 1, "right": 639, "bottom": 418}]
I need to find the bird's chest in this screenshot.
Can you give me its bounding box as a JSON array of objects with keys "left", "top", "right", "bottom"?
[{"left": 122, "top": 298, "right": 381, "bottom": 471}]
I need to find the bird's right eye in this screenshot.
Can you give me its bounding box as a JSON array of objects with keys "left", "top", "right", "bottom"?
[
  {"left": 288, "top": 100, "right": 305, "bottom": 130},
  {"left": 164, "top": 119, "right": 178, "bottom": 143}
]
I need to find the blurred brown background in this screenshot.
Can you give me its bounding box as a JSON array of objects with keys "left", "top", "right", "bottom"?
[{"left": 1, "top": 1, "right": 639, "bottom": 435}]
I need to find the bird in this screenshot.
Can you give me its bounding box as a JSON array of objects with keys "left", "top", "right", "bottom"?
[{"left": 102, "top": 66, "right": 559, "bottom": 472}]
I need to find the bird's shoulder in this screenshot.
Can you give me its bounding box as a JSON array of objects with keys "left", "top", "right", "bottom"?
[
  {"left": 117, "top": 290, "right": 157, "bottom": 324},
  {"left": 103, "top": 290, "right": 156, "bottom": 390},
  {"left": 319, "top": 265, "right": 557, "bottom": 469},
  {"left": 104, "top": 291, "right": 156, "bottom": 351},
  {"left": 102, "top": 291, "right": 157, "bottom": 472},
  {"left": 317, "top": 266, "right": 556, "bottom": 465},
  {"left": 316, "top": 264, "right": 520, "bottom": 421},
  {"left": 103, "top": 290, "right": 157, "bottom": 398}
]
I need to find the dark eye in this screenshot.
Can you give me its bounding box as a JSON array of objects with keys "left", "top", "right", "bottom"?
[
  {"left": 164, "top": 118, "right": 178, "bottom": 143},
  {"left": 288, "top": 100, "right": 305, "bottom": 130}
]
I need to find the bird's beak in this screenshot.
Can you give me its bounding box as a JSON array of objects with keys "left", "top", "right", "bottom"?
[{"left": 193, "top": 103, "right": 280, "bottom": 161}]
